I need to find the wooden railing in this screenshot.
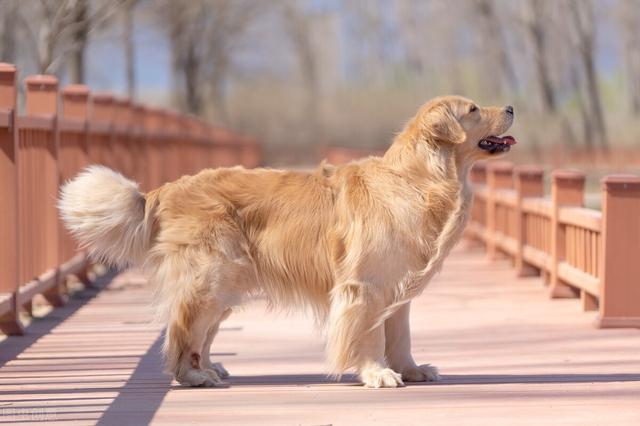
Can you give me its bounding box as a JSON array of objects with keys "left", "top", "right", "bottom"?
[
  {"left": 468, "top": 161, "right": 640, "bottom": 328},
  {"left": 0, "top": 63, "right": 260, "bottom": 336}
]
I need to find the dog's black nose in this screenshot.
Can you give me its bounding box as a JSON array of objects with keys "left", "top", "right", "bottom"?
[{"left": 505, "top": 105, "right": 514, "bottom": 115}]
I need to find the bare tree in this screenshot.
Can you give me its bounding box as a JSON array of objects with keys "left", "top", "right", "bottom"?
[
  {"left": 282, "top": 1, "right": 321, "bottom": 145},
  {"left": 523, "top": 0, "right": 556, "bottom": 112},
  {"left": 472, "top": 0, "right": 518, "bottom": 95},
  {"left": 0, "top": 0, "right": 19, "bottom": 63},
  {"left": 17, "top": 0, "right": 123, "bottom": 78},
  {"left": 157, "top": 0, "right": 207, "bottom": 114},
  {"left": 395, "top": 0, "right": 427, "bottom": 74},
  {"left": 619, "top": 0, "right": 640, "bottom": 115},
  {"left": 203, "top": 0, "right": 263, "bottom": 123},
  {"left": 67, "top": 0, "right": 89, "bottom": 83},
  {"left": 343, "top": 1, "right": 391, "bottom": 83},
  {"left": 567, "top": 0, "right": 608, "bottom": 150},
  {"left": 122, "top": 0, "right": 138, "bottom": 99},
  {"left": 157, "top": 0, "right": 263, "bottom": 118}
]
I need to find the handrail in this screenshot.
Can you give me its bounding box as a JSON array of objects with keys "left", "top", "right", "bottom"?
[
  {"left": 558, "top": 207, "right": 602, "bottom": 232},
  {"left": 522, "top": 197, "right": 552, "bottom": 216},
  {"left": 0, "top": 62, "right": 261, "bottom": 336},
  {"left": 493, "top": 188, "right": 517, "bottom": 206},
  {"left": 0, "top": 108, "right": 12, "bottom": 127},
  {"left": 467, "top": 162, "right": 640, "bottom": 328}
]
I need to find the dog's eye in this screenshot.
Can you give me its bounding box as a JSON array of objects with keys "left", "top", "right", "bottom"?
[{"left": 469, "top": 105, "right": 478, "bottom": 113}]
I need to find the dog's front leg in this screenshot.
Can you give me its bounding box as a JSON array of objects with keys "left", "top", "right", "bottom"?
[
  {"left": 357, "top": 323, "right": 405, "bottom": 388},
  {"left": 326, "top": 281, "right": 403, "bottom": 388},
  {"left": 384, "top": 302, "right": 440, "bottom": 382}
]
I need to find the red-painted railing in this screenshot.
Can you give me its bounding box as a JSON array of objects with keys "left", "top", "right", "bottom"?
[
  {"left": 0, "top": 63, "right": 261, "bottom": 335},
  {"left": 468, "top": 162, "right": 640, "bottom": 328}
]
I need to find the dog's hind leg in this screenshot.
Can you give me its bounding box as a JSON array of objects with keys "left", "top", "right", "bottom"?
[
  {"left": 167, "top": 299, "right": 228, "bottom": 387},
  {"left": 200, "top": 308, "right": 232, "bottom": 379},
  {"left": 160, "top": 245, "right": 254, "bottom": 387}
]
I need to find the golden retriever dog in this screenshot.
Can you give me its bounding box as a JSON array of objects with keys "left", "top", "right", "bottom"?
[{"left": 59, "top": 96, "right": 516, "bottom": 388}]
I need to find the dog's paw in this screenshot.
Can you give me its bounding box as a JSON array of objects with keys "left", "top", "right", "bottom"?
[
  {"left": 401, "top": 364, "right": 440, "bottom": 382},
  {"left": 209, "top": 362, "right": 230, "bottom": 379},
  {"left": 361, "top": 367, "right": 404, "bottom": 388},
  {"left": 178, "top": 368, "right": 224, "bottom": 387}
]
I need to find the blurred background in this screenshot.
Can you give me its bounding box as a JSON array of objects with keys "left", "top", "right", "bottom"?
[{"left": 1, "top": 0, "right": 639, "bottom": 173}]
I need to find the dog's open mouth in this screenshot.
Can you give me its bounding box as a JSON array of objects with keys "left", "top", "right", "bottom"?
[{"left": 477, "top": 135, "right": 517, "bottom": 154}]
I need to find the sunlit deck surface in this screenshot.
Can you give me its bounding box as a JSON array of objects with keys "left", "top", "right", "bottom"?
[{"left": 1, "top": 245, "right": 639, "bottom": 425}]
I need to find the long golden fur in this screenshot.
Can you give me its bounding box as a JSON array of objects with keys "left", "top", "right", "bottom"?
[{"left": 59, "top": 96, "right": 515, "bottom": 388}]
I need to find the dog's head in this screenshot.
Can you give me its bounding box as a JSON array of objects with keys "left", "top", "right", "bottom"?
[{"left": 414, "top": 96, "right": 516, "bottom": 160}]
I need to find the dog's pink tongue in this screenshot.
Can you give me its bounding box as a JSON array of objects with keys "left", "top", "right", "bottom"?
[
  {"left": 501, "top": 135, "right": 517, "bottom": 145},
  {"left": 486, "top": 135, "right": 517, "bottom": 145}
]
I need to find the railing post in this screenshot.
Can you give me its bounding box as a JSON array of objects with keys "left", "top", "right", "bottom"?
[
  {"left": 131, "top": 103, "right": 147, "bottom": 188},
  {"left": 24, "top": 74, "right": 66, "bottom": 307},
  {"left": 550, "top": 170, "right": 585, "bottom": 298},
  {"left": 145, "top": 107, "right": 160, "bottom": 189},
  {"left": 91, "top": 93, "right": 114, "bottom": 168},
  {"left": 208, "top": 126, "right": 218, "bottom": 168},
  {"left": 174, "top": 112, "right": 188, "bottom": 176},
  {"left": 514, "top": 165, "right": 544, "bottom": 277},
  {"left": 145, "top": 108, "right": 165, "bottom": 189},
  {"left": 158, "top": 109, "right": 172, "bottom": 183},
  {"left": 0, "top": 63, "right": 23, "bottom": 335},
  {"left": 25, "top": 75, "right": 58, "bottom": 116},
  {"left": 466, "top": 163, "right": 487, "bottom": 245},
  {"left": 240, "top": 135, "right": 261, "bottom": 169},
  {"left": 598, "top": 175, "right": 640, "bottom": 328},
  {"left": 486, "top": 161, "right": 513, "bottom": 259},
  {"left": 190, "top": 117, "right": 203, "bottom": 173},
  {"left": 61, "top": 84, "right": 90, "bottom": 176},
  {"left": 167, "top": 110, "right": 182, "bottom": 180},
  {"left": 61, "top": 84, "right": 90, "bottom": 283},
  {"left": 113, "top": 96, "right": 133, "bottom": 176},
  {"left": 62, "top": 85, "right": 90, "bottom": 120}
]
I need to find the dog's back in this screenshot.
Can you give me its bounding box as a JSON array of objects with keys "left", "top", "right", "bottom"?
[{"left": 154, "top": 166, "right": 340, "bottom": 313}]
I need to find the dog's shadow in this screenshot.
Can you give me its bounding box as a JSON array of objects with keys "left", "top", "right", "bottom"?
[
  {"left": 410, "top": 373, "right": 640, "bottom": 386},
  {"left": 172, "top": 372, "right": 640, "bottom": 388},
  {"left": 169, "top": 373, "right": 360, "bottom": 390},
  {"left": 229, "top": 373, "right": 360, "bottom": 387}
]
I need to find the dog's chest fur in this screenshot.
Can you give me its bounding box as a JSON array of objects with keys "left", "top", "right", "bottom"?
[{"left": 330, "top": 158, "right": 467, "bottom": 279}]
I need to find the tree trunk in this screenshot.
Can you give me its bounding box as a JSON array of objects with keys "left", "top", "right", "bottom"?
[
  {"left": 68, "top": 0, "right": 89, "bottom": 83},
  {"left": 570, "top": 62, "right": 594, "bottom": 151},
  {"left": 0, "top": 0, "right": 18, "bottom": 62},
  {"left": 208, "top": 44, "right": 230, "bottom": 124},
  {"left": 581, "top": 47, "right": 608, "bottom": 149},
  {"left": 38, "top": 11, "right": 54, "bottom": 73},
  {"left": 184, "top": 40, "right": 201, "bottom": 115},
  {"left": 123, "top": 0, "right": 136, "bottom": 99},
  {"left": 168, "top": 31, "right": 183, "bottom": 108},
  {"left": 568, "top": 0, "right": 608, "bottom": 151},
  {"left": 622, "top": 1, "right": 640, "bottom": 115},
  {"left": 474, "top": 0, "right": 518, "bottom": 95},
  {"left": 283, "top": 3, "right": 321, "bottom": 146},
  {"left": 526, "top": 0, "right": 556, "bottom": 112}
]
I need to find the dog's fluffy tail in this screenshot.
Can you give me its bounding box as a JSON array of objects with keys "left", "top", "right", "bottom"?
[{"left": 58, "top": 165, "right": 152, "bottom": 268}]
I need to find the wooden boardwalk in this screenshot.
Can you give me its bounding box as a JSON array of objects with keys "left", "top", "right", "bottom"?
[{"left": 1, "top": 246, "right": 639, "bottom": 425}]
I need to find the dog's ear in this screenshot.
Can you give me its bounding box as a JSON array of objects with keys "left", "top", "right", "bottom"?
[{"left": 422, "top": 106, "right": 465, "bottom": 145}]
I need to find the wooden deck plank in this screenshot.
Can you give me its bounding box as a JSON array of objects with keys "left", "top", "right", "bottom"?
[{"left": 1, "top": 247, "right": 639, "bottom": 425}]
